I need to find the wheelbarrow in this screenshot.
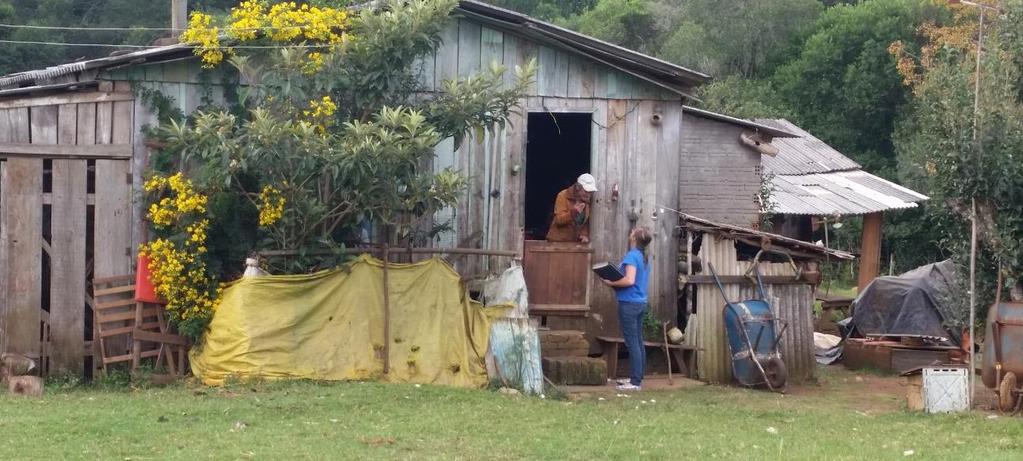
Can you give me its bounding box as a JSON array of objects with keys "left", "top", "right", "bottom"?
[
  {"left": 708, "top": 262, "right": 789, "bottom": 392},
  {"left": 982, "top": 301, "right": 1023, "bottom": 413}
]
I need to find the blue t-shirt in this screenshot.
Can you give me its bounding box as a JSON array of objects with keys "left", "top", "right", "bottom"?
[{"left": 615, "top": 248, "right": 650, "bottom": 303}]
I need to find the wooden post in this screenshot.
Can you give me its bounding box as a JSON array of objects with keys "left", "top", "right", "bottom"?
[
  {"left": 171, "top": 0, "right": 188, "bottom": 38},
  {"left": 858, "top": 212, "right": 883, "bottom": 290},
  {"left": 381, "top": 244, "right": 391, "bottom": 375}
]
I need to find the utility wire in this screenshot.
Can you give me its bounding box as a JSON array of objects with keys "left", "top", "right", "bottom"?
[
  {"left": 0, "top": 23, "right": 181, "bottom": 32},
  {"left": 0, "top": 23, "right": 347, "bottom": 32},
  {"left": 0, "top": 39, "right": 339, "bottom": 49}
]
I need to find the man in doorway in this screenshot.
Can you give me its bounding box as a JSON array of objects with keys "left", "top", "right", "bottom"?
[{"left": 546, "top": 173, "right": 597, "bottom": 244}]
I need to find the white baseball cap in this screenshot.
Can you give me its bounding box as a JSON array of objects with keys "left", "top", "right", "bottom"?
[{"left": 577, "top": 173, "right": 598, "bottom": 192}]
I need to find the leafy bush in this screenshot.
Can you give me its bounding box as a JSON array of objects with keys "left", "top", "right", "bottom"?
[{"left": 144, "top": 0, "right": 535, "bottom": 339}]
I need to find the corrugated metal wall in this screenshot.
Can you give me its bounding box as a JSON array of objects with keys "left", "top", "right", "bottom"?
[{"left": 687, "top": 234, "right": 816, "bottom": 384}]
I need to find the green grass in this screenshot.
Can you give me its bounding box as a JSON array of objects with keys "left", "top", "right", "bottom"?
[{"left": 1, "top": 367, "right": 1021, "bottom": 460}]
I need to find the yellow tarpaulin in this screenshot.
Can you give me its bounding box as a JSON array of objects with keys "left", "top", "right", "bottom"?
[{"left": 191, "top": 255, "right": 501, "bottom": 387}]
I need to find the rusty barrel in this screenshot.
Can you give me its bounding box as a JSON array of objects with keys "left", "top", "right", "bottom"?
[{"left": 982, "top": 302, "right": 1023, "bottom": 389}]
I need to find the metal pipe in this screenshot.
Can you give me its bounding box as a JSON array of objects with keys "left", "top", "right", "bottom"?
[{"left": 382, "top": 244, "right": 391, "bottom": 374}]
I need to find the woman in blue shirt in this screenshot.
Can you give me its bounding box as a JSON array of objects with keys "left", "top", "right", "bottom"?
[{"left": 601, "top": 226, "right": 652, "bottom": 391}]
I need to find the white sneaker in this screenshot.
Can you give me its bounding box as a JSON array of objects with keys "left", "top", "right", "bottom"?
[
  {"left": 615, "top": 378, "right": 630, "bottom": 386},
  {"left": 616, "top": 383, "right": 641, "bottom": 391}
]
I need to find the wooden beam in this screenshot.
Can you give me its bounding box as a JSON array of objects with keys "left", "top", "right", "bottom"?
[
  {"left": 0, "top": 142, "right": 131, "bottom": 159},
  {"left": 680, "top": 275, "right": 808, "bottom": 286},
  {"left": 858, "top": 212, "right": 883, "bottom": 290},
  {"left": 0, "top": 81, "right": 100, "bottom": 99},
  {"left": 133, "top": 329, "right": 188, "bottom": 346},
  {"left": 49, "top": 104, "right": 88, "bottom": 375},
  {"left": 0, "top": 91, "right": 132, "bottom": 110},
  {"left": 2, "top": 158, "right": 42, "bottom": 358}
]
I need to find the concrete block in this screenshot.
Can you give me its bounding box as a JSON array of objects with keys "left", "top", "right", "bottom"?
[{"left": 542, "top": 356, "right": 607, "bottom": 385}]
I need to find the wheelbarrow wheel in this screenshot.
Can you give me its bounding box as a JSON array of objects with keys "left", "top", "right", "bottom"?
[
  {"left": 999, "top": 372, "right": 1018, "bottom": 412},
  {"left": 764, "top": 356, "right": 788, "bottom": 390}
]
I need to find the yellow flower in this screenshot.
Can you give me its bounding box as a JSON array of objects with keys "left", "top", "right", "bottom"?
[
  {"left": 180, "top": 12, "right": 224, "bottom": 67},
  {"left": 183, "top": 2, "right": 349, "bottom": 69},
  {"left": 303, "top": 51, "right": 325, "bottom": 75},
  {"left": 228, "top": 1, "right": 265, "bottom": 41},
  {"left": 258, "top": 185, "right": 286, "bottom": 226},
  {"left": 302, "top": 96, "right": 337, "bottom": 134}
]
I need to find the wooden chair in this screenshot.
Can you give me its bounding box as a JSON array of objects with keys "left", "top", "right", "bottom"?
[{"left": 91, "top": 275, "right": 188, "bottom": 376}]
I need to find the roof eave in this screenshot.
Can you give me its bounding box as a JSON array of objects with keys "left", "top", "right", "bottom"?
[
  {"left": 682, "top": 106, "right": 799, "bottom": 138},
  {"left": 679, "top": 213, "right": 855, "bottom": 260}
]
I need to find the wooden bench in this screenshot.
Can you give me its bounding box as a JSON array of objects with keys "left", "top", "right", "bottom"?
[{"left": 596, "top": 336, "right": 700, "bottom": 379}]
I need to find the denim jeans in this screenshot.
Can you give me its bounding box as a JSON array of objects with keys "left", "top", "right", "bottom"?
[{"left": 618, "top": 301, "right": 647, "bottom": 386}]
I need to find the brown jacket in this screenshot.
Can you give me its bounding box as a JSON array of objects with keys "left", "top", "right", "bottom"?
[{"left": 546, "top": 186, "right": 591, "bottom": 242}]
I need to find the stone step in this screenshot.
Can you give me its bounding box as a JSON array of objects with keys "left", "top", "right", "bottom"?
[
  {"left": 542, "top": 356, "right": 607, "bottom": 386},
  {"left": 539, "top": 330, "right": 589, "bottom": 358}
]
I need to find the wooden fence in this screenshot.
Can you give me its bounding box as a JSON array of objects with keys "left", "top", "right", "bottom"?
[{"left": 0, "top": 85, "right": 135, "bottom": 376}]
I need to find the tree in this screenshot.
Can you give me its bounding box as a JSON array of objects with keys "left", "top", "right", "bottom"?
[
  {"left": 657, "top": 0, "right": 823, "bottom": 78},
  {"left": 143, "top": 0, "right": 534, "bottom": 339},
  {"left": 484, "top": 0, "right": 595, "bottom": 20},
  {"left": 893, "top": 1, "right": 1023, "bottom": 324},
  {"left": 0, "top": 0, "right": 241, "bottom": 75},
  {"left": 562, "top": 0, "right": 661, "bottom": 54},
  {"left": 696, "top": 75, "right": 794, "bottom": 120},
  {"left": 771, "top": 0, "right": 945, "bottom": 175}
]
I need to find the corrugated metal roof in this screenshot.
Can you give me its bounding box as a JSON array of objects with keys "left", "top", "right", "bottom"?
[
  {"left": 0, "top": 44, "right": 194, "bottom": 89},
  {"left": 682, "top": 106, "right": 798, "bottom": 138},
  {"left": 770, "top": 170, "right": 929, "bottom": 216},
  {"left": 750, "top": 118, "right": 928, "bottom": 215},
  {"left": 756, "top": 118, "right": 861, "bottom": 174},
  {"left": 0, "top": 1, "right": 711, "bottom": 97}
]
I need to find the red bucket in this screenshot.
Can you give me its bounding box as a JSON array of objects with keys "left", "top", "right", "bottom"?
[{"left": 135, "top": 253, "right": 163, "bottom": 304}]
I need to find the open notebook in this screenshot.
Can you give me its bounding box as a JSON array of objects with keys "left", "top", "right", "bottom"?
[{"left": 591, "top": 262, "right": 624, "bottom": 281}]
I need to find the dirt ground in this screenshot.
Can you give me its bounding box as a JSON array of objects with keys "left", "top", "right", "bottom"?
[{"left": 568, "top": 364, "right": 1002, "bottom": 414}]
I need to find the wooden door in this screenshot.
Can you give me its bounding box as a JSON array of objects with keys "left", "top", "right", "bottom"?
[
  {"left": 521, "top": 240, "right": 592, "bottom": 317},
  {"left": 0, "top": 91, "right": 134, "bottom": 376}
]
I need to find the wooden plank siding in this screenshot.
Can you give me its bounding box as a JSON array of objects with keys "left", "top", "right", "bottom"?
[
  {"left": 0, "top": 14, "right": 696, "bottom": 372},
  {"left": 48, "top": 104, "right": 88, "bottom": 375},
  {"left": 409, "top": 14, "right": 688, "bottom": 335},
  {"left": 2, "top": 107, "right": 41, "bottom": 358},
  {"left": 0, "top": 90, "right": 136, "bottom": 374},
  {"left": 93, "top": 83, "right": 134, "bottom": 280}
]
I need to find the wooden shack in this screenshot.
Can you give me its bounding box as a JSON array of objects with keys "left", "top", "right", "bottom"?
[
  {"left": 679, "top": 214, "right": 854, "bottom": 383},
  {"left": 0, "top": 1, "right": 798, "bottom": 376}
]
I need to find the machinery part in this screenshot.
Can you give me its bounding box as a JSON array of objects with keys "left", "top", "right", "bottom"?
[
  {"left": 764, "top": 356, "right": 788, "bottom": 391},
  {"left": 999, "top": 372, "right": 1018, "bottom": 413}
]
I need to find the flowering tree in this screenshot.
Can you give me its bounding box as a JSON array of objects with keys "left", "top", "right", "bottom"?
[
  {"left": 143, "top": 0, "right": 535, "bottom": 339},
  {"left": 891, "top": 1, "right": 1023, "bottom": 326}
]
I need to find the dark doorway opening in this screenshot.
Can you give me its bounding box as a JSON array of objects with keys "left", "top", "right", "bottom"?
[{"left": 524, "top": 112, "right": 592, "bottom": 239}]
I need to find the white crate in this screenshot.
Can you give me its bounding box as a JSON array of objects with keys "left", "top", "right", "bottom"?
[{"left": 922, "top": 367, "right": 969, "bottom": 413}]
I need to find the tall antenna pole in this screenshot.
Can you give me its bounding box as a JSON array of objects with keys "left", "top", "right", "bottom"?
[{"left": 968, "top": 5, "right": 985, "bottom": 410}]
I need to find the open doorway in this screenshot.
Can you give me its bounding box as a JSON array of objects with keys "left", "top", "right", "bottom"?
[{"left": 523, "top": 112, "right": 592, "bottom": 239}]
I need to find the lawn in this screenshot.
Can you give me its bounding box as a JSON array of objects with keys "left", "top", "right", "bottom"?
[{"left": 1, "top": 367, "right": 1020, "bottom": 460}]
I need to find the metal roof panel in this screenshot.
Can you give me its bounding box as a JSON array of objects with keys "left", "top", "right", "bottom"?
[{"left": 770, "top": 171, "right": 927, "bottom": 216}]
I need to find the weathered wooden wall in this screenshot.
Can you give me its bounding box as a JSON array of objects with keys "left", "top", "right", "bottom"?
[
  {"left": 422, "top": 19, "right": 685, "bottom": 337},
  {"left": 0, "top": 86, "right": 135, "bottom": 376},
  {"left": 688, "top": 235, "right": 816, "bottom": 384},
  {"left": 0, "top": 14, "right": 693, "bottom": 373}
]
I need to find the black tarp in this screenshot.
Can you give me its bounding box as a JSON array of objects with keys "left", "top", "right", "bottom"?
[{"left": 850, "top": 260, "right": 959, "bottom": 345}]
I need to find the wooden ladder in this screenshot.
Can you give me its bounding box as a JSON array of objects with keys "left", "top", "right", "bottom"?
[{"left": 92, "top": 275, "right": 188, "bottom": 376}]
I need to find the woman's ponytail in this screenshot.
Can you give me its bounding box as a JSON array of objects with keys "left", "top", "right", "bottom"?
[{"left": 633, "top": 226, "right": 653, "bottom": 264}]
